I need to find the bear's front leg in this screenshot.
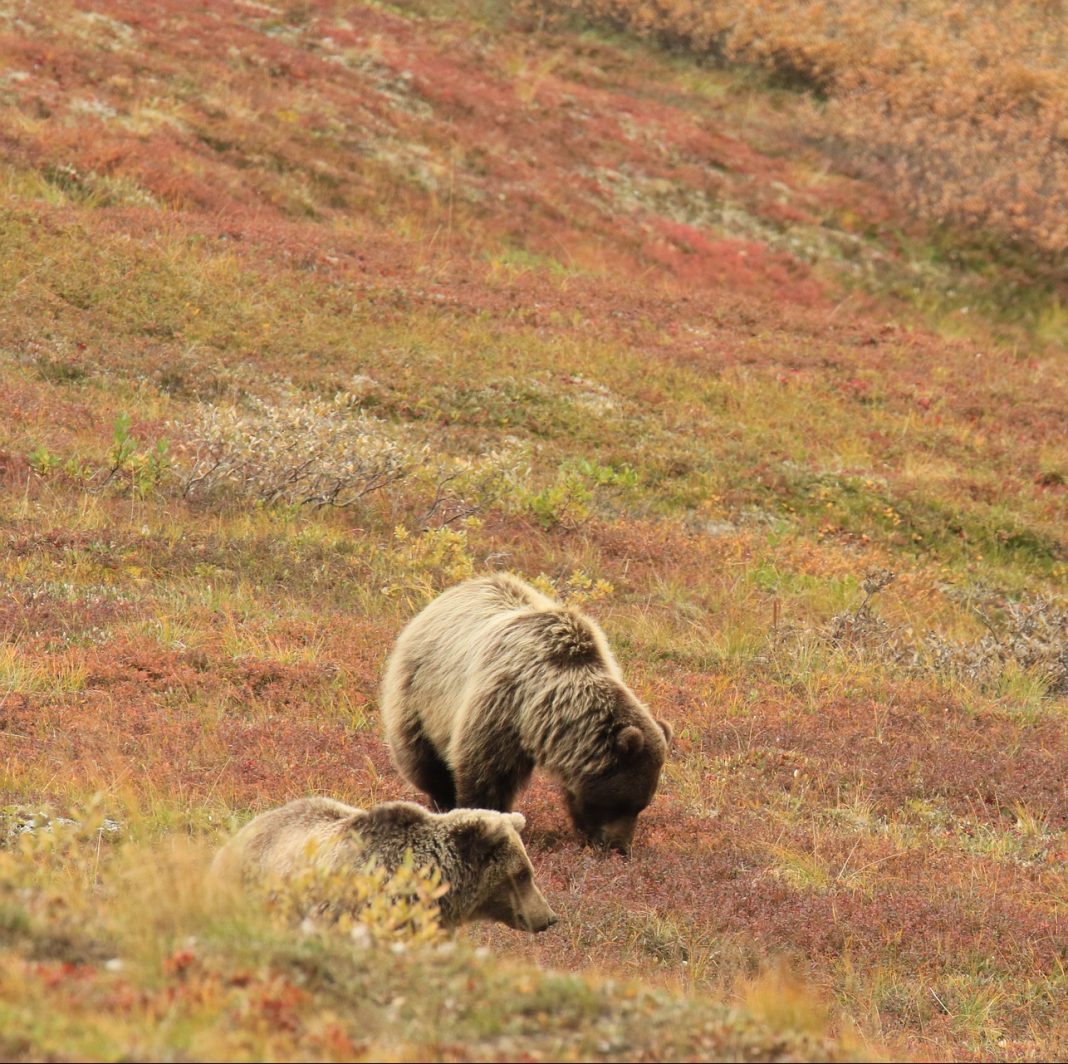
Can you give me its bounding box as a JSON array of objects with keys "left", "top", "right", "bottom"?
[
  {"left": 453, "top": 755, "right": 533, "bottom": 812},
  {"left": 454, "top": 769, "right": 525, "bottom": 811},
  {"left": 451, "top": 688, "right": 535, "bottom": 811}
]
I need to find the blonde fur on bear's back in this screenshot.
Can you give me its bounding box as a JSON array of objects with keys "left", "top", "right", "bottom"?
[
  {"left": 209, "top": 796, "right": 358, "bottom": 885},
  {"left": 382, "top": 573, "right": 625, "bottom": 762}
]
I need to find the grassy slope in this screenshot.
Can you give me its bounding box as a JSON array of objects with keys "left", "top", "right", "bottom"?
[{"left": 0, "top": 0, "right": 1065, "bottom": 1060}]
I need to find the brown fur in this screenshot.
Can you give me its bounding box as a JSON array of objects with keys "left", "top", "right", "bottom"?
[
  {"left": 211, "top": 797, "right": 557, "bottom": 932},
  {"left": 381, "top": 573, "right": 672, "bottom": 853}
]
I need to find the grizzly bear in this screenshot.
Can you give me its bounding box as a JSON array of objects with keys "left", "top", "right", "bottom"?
[
  {"left": 381, "top": 573, "right": 672, "bottom": 854},
  {"left": 211, "top": 797, "right": 557, "bottom": 932}
]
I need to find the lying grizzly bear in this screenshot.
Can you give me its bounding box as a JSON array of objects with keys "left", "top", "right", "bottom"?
[
  {"left": 212, "top": 797, "right": 557, "bottom": 932},
  {"left": 381, "top": 573, "right": 672, "bottom": 854}
]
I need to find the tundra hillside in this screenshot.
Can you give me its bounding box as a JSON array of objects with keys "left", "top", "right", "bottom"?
[{"left": 0, "top": 1, "right": 1065, "bottom": 1060}]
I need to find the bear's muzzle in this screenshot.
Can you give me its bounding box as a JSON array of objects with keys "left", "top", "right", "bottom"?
[{"left": 591, "top": 814, "right": 638, "bottom": 855}]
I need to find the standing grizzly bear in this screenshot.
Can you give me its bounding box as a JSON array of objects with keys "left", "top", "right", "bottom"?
[
  {"left": 211, "top": 797, "right": 557, "bottom": 932},
  {"left": 381, "top": 573, "right": 672, "bottom": 854}
]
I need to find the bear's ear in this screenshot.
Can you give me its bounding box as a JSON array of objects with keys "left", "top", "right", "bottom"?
[
  {"left": 364, "top": 801, "right": 428, "bottom": 832},
  {"left": 506, "top": 812, "right": 526, "bottom": 833},
  {"left": 657, "top": 719, "right": 674, "bottom": 747},
  {"left": 616, "top": 725, "right": 645, "bottom": 755}
]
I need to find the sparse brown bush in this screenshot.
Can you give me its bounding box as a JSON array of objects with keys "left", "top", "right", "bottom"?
[
  {"left": 923, "top": 595, "right": 1068, "bottom": 695},
  {"left": 178, "top": 392, "right": 533, "bottom": 525},
  {"left": 180, "top": 394, "right": 422, "bottom": 508},
  {"left": 825, "top": 570, "right": 1068, "bottom": 696},
  {"left": 824, "top": 569, "right": 903, "bottom": 653}
]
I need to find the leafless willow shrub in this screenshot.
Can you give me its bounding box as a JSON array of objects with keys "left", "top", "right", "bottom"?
[
  {"left": 923, "top": 596, "right": 1068, "bottom": 696},
  {"left": 180, "top": 395, "right": 423, "bottom": 508},
  {"left": 824, "top": 569, "right": 916, "bottom": 665},
  {"left": 179, "top": 393, "right": 534, "bottom": 525},
  {"left": 825, "top": 570, "right": 1068, "bottom": 697}
]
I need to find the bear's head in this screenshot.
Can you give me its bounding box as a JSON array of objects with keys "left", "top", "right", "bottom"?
[
  {"left": 565, "top": 709, "right": 673, "bottom": 855},
  {"left": 445, "top": 810, "right": 557, "bottom": 933}
]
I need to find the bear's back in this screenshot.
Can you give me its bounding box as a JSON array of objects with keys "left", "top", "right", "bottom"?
[
  {"left": 420, "top": 573, "right": 557, "bottom": 627},
  {"left": 214, "top": 797, "right": 363, "bottom": 883},
  {"left": 387, "top": 576, "right": 554, "bottom": 747}
]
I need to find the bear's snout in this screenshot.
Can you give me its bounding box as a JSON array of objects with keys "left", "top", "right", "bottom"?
[
  {"left": 591, "top": 814, "right": 638, "bottom": 856},
  {"left": 477, "top": 869, "right": 558, "bottom": 933},
  {"left": 525, "top": 907, "right": 559, "bottom": 933},
  {"left": 513, "top": 880, "right": 558, "bottom": 933},
  {"left": 520, "top": 891, "right": 558, "bottom": 933}
]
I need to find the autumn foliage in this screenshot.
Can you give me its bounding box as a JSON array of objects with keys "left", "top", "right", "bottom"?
[
  {"left": 0, "top": 0, "right": 1065, "bottom": 1060},
  {"left": 527, "top": 0, "right": 1068, "bottom": 255}
]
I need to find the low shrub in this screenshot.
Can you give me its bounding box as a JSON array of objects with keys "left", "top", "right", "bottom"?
[
  {"left": 180, "top": 394, "right": 420, "bottom": 509},
  {"left": 824, "top": 570, "right": 1068, "bottom": 696}
]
